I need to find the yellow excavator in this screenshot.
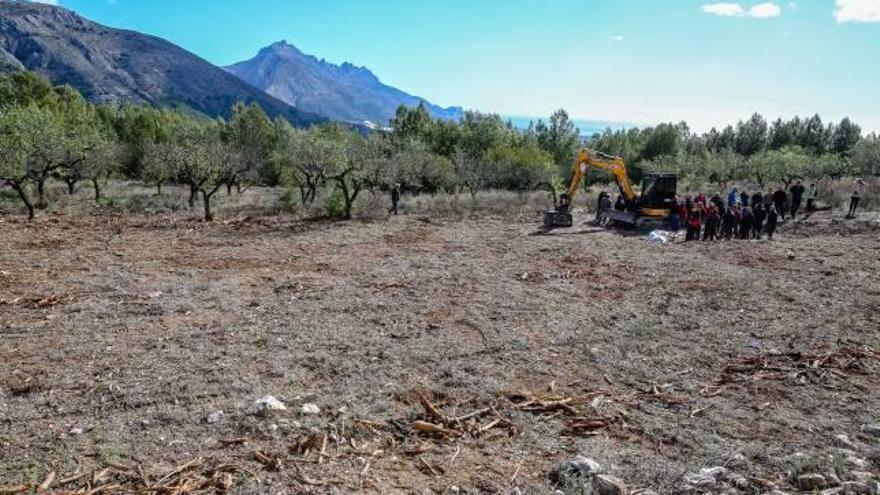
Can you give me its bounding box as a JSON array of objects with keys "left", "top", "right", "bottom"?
[{"left": 544, "top": 149, "right": 677, "bottom": 228}]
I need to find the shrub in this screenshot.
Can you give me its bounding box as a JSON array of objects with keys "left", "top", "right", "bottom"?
[
  {"left": 277, "top": 188, "right": 300, "bottom": 215},
  {"left": 326, "top": 187, "right": 347, "bottom": 218}
]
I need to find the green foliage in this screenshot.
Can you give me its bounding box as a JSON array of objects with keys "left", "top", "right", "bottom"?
[
  {"left": 1, "top": 70, "right": 876, "bottom": 223},
  {"left": 325, "top": 186, "right": 347, "bottom": 218},
  {"left": 277, "top": 188, "right": 300, "bottom": 215}
]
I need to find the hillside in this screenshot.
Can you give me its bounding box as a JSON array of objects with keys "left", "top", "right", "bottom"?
[
  {"left": 0, "top": 1, "right": 324, "bottom": 125},
  {"left": 226, "top": 40, "right": 462, "bottom": 125}
]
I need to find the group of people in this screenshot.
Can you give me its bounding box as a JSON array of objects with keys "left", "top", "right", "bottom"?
[{"left": 671, "top": 181, "right": 817, "bottom": 242}]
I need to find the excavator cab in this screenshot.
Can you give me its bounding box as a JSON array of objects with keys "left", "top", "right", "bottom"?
[{"left": 638, "top": 173, "right": 677, "bottom": 216}]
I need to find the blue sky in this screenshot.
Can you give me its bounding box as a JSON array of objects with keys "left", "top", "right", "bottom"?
[{"left": 42, "top": 0, "right": 880, "bottom": 132}]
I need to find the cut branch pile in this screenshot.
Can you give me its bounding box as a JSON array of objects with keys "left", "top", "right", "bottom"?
[
  {"left": 2, "top": 458, "right": 249, "bottom": 495},
  {"left": 718, "top": 346, "right": 880, "bottom": 386}
]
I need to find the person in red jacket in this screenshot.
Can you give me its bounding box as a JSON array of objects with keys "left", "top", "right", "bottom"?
[{"left": 686, "top": 204, "right": 703, "bottom": 241}]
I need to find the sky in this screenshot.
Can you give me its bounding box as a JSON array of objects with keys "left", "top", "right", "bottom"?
[{"left": 34, "top": 0, "right": 880, "bottom": 132}]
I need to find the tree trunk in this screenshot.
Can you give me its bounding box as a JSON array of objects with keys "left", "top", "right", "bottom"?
[
  {"left": 156, "top": 182, "right": 163, "bottom": 196},
  {"left": 226, "top": 182, "right": 233, "bottom": 196},
  {"left": 236, "top": 182, "right": 241, "bottom": 194},
  {"left": 65, "top": 179, "right": 76, "bottom": 195},
  {"left": 92, "top": 178, "right": 101, "bottom": 203},
  {"left": 12, "top": 183, "right": 35, "bottom": 222},
  {"left": 188, "top": 184, "right": 197, "bottom": 208},
  {"left": 36, "top": 178, "right": 47, "bottom": 209},
  {"left": 202, "top": 190, "right": 214, "bottom": 222}
]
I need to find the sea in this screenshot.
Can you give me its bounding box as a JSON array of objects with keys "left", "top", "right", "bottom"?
[{"left": 502, "top": 115, "right": 635, "bottom": 138}]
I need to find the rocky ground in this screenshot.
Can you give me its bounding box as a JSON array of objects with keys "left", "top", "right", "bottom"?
[{"left": 1, "top": 209, "right": 878, "bottom": 494}]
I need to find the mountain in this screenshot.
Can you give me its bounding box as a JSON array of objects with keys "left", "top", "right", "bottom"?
[
  {"left": 0, "top": 0, "right": 324, "bottom": 125},
  {"left": 226, "top": 41, "right": 463, "bottom": 125}
]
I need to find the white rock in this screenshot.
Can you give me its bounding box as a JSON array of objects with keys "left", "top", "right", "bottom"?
[
  {"left": 301, "top": 403, "right": 321, "bottom": 415},
  {"left": 69, "top": 427, "right": 84, "bottom": 435},
  {"left": 205, "top": 411, "right": 223, "bottom": 424},
  {"left": 254, "top": 395, "right": 287, "bottom": 414}
]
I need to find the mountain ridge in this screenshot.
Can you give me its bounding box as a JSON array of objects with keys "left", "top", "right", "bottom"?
[
  {"left": 0, "top": 0, "right": 324, "bottom": 125},
  {"left": 226, "top": 40, "right": 462, "bottom": 125}
]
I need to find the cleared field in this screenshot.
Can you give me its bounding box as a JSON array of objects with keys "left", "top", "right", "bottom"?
[{"left": 1, "top": 210, "right": 878, "bottom": 494}]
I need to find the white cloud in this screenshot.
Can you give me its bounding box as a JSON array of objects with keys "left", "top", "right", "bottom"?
[
  {"left": 702, "top": 2, "right": 782, "bottom": 18},
  {"left": 749, "top": 2, "right": 782, "bottom": 17},
  {"left": 702, "top": 3, "right": 747, "bottom": 16},
  {"left": 31, "top": 0, "right": 60, "bottom": 4},
  {"left": 611, "top": 34, "right": 624, "bottom": 41},
  {"left": 835, "top": 0, "right": 880, "bottom": 23}
]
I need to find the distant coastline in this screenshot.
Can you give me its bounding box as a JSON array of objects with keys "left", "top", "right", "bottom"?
[{"left": 502, "top": 115, "right": 637, "bottom": 137}]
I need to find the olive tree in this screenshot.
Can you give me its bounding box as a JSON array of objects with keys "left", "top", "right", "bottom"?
[
  {"left": 274, "top": 123, "right": 341, "bottom": 206},
  {"left": 0, "top": 105, "right": 64, "bottom": 221}
]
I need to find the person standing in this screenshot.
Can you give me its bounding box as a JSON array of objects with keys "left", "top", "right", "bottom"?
[
  {"left": 752, "top": 191, "right": 765, "bottom": 212},
  {"left": 727, "top": 188, "right": 738, "bottom": 209},
  {"left": 763, "top": 189, "right": 774, "bottom": 208},
  {"left": 848, "top": 178, "right": 866, "bottom": 217},
  {"left": 766, "top": 205, "right": 778, "bottom": 239},
  {"left": 806, "top": 183, "right": 818, "bottom": 212},
  {"left": 596, "top": 191, "right": 610, "bottom": 220},
  {"left": 721, "top": 207, "right": 736, "bottom": 241},
  {"left": 790, "top": 181, "right": 805, "bottom": 218},
  {"left": 740, "top": 190, "right": 750, "bottom": 208},
  {"left": 739, "top": 206, "right": 752, "bottom": 239},
  {"left": 773, "top": 186, "right": 788, "bottom": 221},
  {"left": 703, "top": 206, "right": 720, "bottom": 241},
  {"left": 389, "top": 183, "right": 401, "bottom": 215},
  {"left": 752, "top": 203, "right": 766, "bottom": 240}
]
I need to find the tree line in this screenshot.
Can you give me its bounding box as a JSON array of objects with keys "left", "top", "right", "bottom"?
[{"left": 1, "top": 71, "right": 877, "bottom": 222}]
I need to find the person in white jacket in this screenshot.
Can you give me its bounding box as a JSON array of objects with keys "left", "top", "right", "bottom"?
[{"left": 848, "top": 178, "right": 866, "bottom": 217}]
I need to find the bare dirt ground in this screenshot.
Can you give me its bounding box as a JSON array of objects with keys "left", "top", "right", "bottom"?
[{"left": 1, "top": 208, "right": 879, "bottom": 494}]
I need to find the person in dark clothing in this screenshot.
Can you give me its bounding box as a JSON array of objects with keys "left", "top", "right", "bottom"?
[
  {"left": 752, "top": 203, "right": 766, "bottom": 240},
  {"left": 710, "top": 192, "right": 724, "bottom": 212},
  {"left": 721, "top": 207, "right": 736, "bottom": 241},
  {"left": 766, "top": 205, "right": 778, "bottom": 239},
  {"left": 773, "top": 187, "right": 788, "bottom": 220},
  {"left": 595, "top": 191, "right": 610, "bottom": 220},
  {"left": 740, "top": 190, "right": 749, "bottom": 208},
  {"left": 703, "top": 206, "right": 720, "bottom": 241},
  {"left": 751, "top": 191, "right": 764, "bottom": 211},
  {"left": 389, "top": 184, "right": 401, "bottom": 215},
  {"left": 789, "top": 181, "right": 805, "bottom": 218},
  {"left": 686, "top": 207, "right": 702, "bottom": 241},
  {"left": 615, "top": 195, "right": 626, "bottom": 211},
  {"left": 739, "top": 207, "right": 752, "bottom": 239}
]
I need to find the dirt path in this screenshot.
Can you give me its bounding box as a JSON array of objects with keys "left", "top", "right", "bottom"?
[{"left": 1, "top": 212, "right": 878, "bottom": 493}]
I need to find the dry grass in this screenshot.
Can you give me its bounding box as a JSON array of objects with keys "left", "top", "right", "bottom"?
[{"left": 0, "top": 204, "right": 878, "bottom": 493}]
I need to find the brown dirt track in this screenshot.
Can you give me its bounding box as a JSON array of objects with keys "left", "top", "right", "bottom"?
[{"left": 1, "top": 210, "right": 878, "bottom": 494}]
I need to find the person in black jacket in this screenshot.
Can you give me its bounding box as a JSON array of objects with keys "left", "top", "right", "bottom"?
[
  {"left": 389, "top": 184, "right": 401, "bottom": 215},
  {"left": 766, "top": 205, "right": 778, "bottom": 239},
  {"left": 740, "top": 190, "right": 750, "bottom": 208},
  {"left": 703, "top": 206, "right": 720, "bottom": 241},
  {"left": 740, "top": 207, "right": 752, "bottom": 239},
  {"left": 721, "top": 207, "right": 736, "bottom": 240},
  {"left": 789, "top": 181, "right": 805, "bottom": 218},
  {"left": 773, "top": 186, "right": 788, "bottom": 220},
  {"left": 752, "top": 203, "right": 766, "bottom": 239},
  {"left": 751, "top": 191, "right": 764, "bottom": 211}
]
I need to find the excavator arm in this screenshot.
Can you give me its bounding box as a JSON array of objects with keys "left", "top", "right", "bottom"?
[{"left": 561, "top": 149, "right": 636, "bottom": 204}]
